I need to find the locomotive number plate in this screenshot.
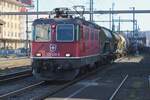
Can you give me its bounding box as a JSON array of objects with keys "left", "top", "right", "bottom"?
[{"left": 47, "top": 52, "right": 60, "bottom": 57}]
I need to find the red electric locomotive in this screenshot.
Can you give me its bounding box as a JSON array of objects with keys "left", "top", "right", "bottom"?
[{"left": 31, "top": 8, "right": 115, "bottom": 80}]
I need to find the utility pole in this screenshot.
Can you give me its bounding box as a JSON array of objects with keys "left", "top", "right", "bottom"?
[
  {"left": 130, "top": 7, "right": 139, "bottom": 55},
  {"left": 26, "top": 14, "right": 29, "bottom": 57},
  {"left": 132, "top": 7, "right": 135, "bottom": 38},
  {"left": 109, "top": 8, "right": 112, "bottom": 29},
  {"left": 89, "top": 0, "right": 93, "bottom": 22},
  {"left": 135, "top": 20, "right": 138, "bottom": 33},
  {"left": 129, "top": 7, "right": 135, "bottom": 37},
  {"left": 37, "top": 0, "right": 39, "bottom": 18},
  {"left": 112, "top": 2, "right": 115, "bottom": 32},
  {"left": 118, "top": 16, "right": 121, "bottom": 33}
]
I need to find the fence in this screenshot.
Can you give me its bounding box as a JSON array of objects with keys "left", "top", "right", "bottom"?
[{"left": 0, "top": 48, "right": 29, "bottom": 57}]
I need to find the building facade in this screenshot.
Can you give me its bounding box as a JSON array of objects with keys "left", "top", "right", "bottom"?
[{"left": 0, "top": 0, "right": 26, "bottom": 49}]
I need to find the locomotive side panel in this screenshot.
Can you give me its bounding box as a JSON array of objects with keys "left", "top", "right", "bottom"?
[{"left": 79, "top": 25, "right": 101, "bottom": 56}]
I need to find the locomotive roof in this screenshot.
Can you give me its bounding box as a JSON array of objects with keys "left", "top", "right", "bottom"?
[
  {"left": 101, "top": 27, "right": 121, "bottom": 40},
  {"left": 32, "top": 17, "right": 100, "bottom": 29}
]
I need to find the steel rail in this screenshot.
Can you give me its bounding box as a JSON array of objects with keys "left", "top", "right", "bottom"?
[
  {"left": 109, "top": 75, "right": 129, "bottom": 100},
  {"left": 0, "top": 68, "right": 32, "bottom": 83},
  {"left": 0, "top": 81, "right": 44, "bottom": 99}
]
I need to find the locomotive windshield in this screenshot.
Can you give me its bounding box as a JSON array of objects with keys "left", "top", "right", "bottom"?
[
  {"left": 35, "top": 24, "right": 50, "bottom": 41},
  {"left": 56, "top": 24, "right": 74, "bottom": 42}
]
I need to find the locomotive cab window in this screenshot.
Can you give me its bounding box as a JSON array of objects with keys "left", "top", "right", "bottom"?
[
  {"left": 56, "top": 24, "right": 74, "bottom": 42},
  {"left": 35, "top": 24, "right": 51, "bottom": 41}
]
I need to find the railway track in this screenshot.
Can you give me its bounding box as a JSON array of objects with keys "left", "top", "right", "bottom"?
[
  {"left": 0, "top": 55, "right": 148, "bottom": 100},
  {"left": 43, "top": 54, "right": 150, "bottom": 100},
  {"left": 0, "top": 68, "right": 32, "bottom": 83},
  {"left": 0, "top": 80, "right": 44, "bottom": 99},
  {"left": 0, "top": 62, "right": 112, "bottom": 100}
]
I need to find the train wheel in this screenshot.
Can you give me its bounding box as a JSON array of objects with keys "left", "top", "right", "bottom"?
[
  {"left": 95, "top": 61, "right": 102, "bottom": 68},
  {"left": 79, "top": 66, "right": 87, "bottom": 75},
  {"left": 94, "top": 62, "right": 99, "bottom": 68}
]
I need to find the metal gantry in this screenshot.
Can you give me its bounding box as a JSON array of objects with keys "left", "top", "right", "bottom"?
[
  {"left": 94, "top": 19, "right": 137, "bottom": 32},
  {"left": 1, "top": 10, "right": 150, "bottom": 15}
]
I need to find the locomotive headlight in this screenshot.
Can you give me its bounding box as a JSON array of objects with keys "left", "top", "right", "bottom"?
[
  {"left": 51, "top": 24, "right": 56, "bottom": 29},
  {"left": 36, "top": 53, "right": 42, "bottom": 57},
  {"left": 65, "top": 53, "right": 71, "bottom": 57}
]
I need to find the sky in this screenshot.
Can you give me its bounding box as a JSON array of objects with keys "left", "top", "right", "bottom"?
[{"left": 32, "top": 0, "right": 150, "bottom": 31}]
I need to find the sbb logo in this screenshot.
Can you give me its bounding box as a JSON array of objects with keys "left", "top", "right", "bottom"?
[{"left": 50, "top": 44, "right": 57, "bottom": 52}]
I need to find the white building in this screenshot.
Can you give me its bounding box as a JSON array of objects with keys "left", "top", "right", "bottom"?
[{"left": 0, "top": 0, "right": 27, "bottom": 49}]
